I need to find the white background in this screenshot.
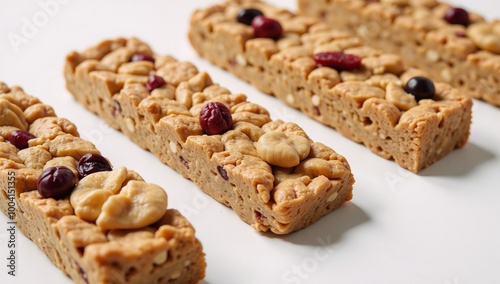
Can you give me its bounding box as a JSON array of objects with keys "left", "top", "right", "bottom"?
[{"left": 0, "top": 0, "right": 499, "bottom": 283}]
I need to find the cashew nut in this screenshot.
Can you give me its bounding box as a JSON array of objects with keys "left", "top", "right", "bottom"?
[
  {"left": 70, "top": 167, "right": 129, "bottom": 222},
  {"left": 96, "top": 180, "right": 167, "bottom": 230},
  {"left": 467, "top": 22, "right": 500, "bottom": 54},
  {"left": 255, "top": 131, "right": 310, "bottom": 168}
]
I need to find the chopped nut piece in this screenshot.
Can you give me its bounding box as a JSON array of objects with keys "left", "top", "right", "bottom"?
[
  {"left": 255, "top": 131, "right": 310, "bottom": 168},
  {"left": 70, "top": 167, "right": 129, "bottom": 222},
  {"left": 385, "top": 83, "right": 418, "bottom": 110},
  {"left": 96, "top": 180, "right": 168, "bottom": 230},
  {"left": 467, "top": 22, "right": 500, "bottom": 54}
]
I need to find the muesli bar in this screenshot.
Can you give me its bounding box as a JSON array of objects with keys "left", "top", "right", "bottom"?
[
  {"left": 0, "top": 82, "right": 205, "bottom": 284},
  {"left": 63, "top": 37, "right": 355, "bottom": 234},
  {"left": 188, "top": 0, "right": 472, "bottom": 173},
  {"left": 298, "top": 0, "right": 500, "bottom": 106}
]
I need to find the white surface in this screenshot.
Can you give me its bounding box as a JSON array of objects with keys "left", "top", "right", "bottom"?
[{"left": 0, "top": 0, "right": 499, "bottom": 283}]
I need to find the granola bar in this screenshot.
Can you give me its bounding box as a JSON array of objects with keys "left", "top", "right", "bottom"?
[
  {"left": 188, "top": 0, "right": 472, "bottom": 173},
  {"left": 299, "top": 0, "right": 500, "bottom": 106},
  {"left": 63, "top": 37, "right": 355, "bottom": 234},
  {"left": 0, "top": 82, "right": 205, "bottom": 284}
]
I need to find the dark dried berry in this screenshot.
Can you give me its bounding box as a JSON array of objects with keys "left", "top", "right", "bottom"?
[
  {"left": 130, "top": 53, "right": 155, "bottom": 63},
  {"left": 444, "top": 7, "right": 470, "bottom": 26},
  {"left": 251, "top": 15, "right": 283, "bottom": 40},
  {"left": 77, "top": 153, "right": 112, "bottom": 179},
  {"left": 237, "top": 8, "right": 264, "bottom": 25},
  {"left": 111, "top": 100, "right": 122, "bottom": 117},
  {"left": 404, "top": 76, "right": 436, "bottom": 101},
  {"left": 199, "top": 102, "right": 233, "bottom": 135},
  {"left": 8, "top": 130, "right": 36, "bottom": 149},
  {"left": 313, "top": 52, "right": 362, "bottom": 70},
  {"left": 37, "top": 166, "right": 76, "bottom": 199},
  {"left": 145, "top": 75, "right": 166, "bottom": 92},
  {"left": 180, "top": 156, "right": 189, "bottom": 169},
  {"left": 217, "top": 165, "right": 229, "bottom": 180}
]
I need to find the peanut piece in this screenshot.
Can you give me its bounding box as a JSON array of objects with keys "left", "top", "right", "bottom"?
[
  {"left": 0, "top": 99, "right": 28, "bottom": 130},
  {"left": 17, "top": 146, "right": 52, "bottom": 169},
  {"left": 294, "top": 158, "right": 349, "bottom": 180},
  {"left": 117, "top": 61, "right": 154, "bottom": 76},
  {"left": 385, "top": 83, "right": 417, "bottom": 111},
  {"left": 467, "top": 22, "right": 500, "bottom": 54}
]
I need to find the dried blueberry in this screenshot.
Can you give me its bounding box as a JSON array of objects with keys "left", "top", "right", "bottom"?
[
  {"left": 404, "top": 76, "right": 436, "bottom": 101},
  {"left": 37, "top": 166, "right": 77, "bottom": 199},
  {"left": 8, "top": 130, "right": 36, "bottom": 149},
  {"left": 237, "top": 8, "right": 264, "bottom": 25},
  {"left": 199, "top": 102, "right": 233, "bottom": 135},
  {"left": 77, "top": 153, "right": 112, "bottom": 179}
]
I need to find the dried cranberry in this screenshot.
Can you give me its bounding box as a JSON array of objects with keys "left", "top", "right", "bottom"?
[
  {"left": 8, "top": 130, "right": 36, "bottom": 149},
  {"left": 444, "top": 7, "right": 470, "bottom": 26},
  {"left": 237, "top": 8, "right": 264, "bottom": 25},
  {"left": 180, "top": 156, "right": 189, "bottom": 169},
  {"left": 77, "top": 153, "right": 112, "bottom": 179},
  {"left": 145, "top": 75, "right": 166, "bottom": 92},
  {"left": 111, "top": 100, "right": 122, "bottom": 117},
  {"left": 37, "top": 166, "right": 76, "bottom": 199},
  {"left": 130, "top": 53, "right": 155, "bottom": 63},
  {"left": 217, "top": 165, "right": 229, "bottom": 180},
  {"left": 455, "top": 31, "right": 467, "bottom": 38},
  {"left": 313, "top": 52, "right": 362, "bottom": 70},
  {"left": 404, "top": 76, "right": 436, "bottom": 101},
  {"left": 251, "top": 15, "right": 283, "bottom": 40},
  {"left": 199, "top": 102, "right": 233, "bottom": 135}
]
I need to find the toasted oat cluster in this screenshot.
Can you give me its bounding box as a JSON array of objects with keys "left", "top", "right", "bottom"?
[
  {"left": 188, "top": 0, "right": 473, "bottom": 173},
  {"left": 0, "top": 82, "right": 205, "bottom": 284},
  {"left": 299, "top": 0, "right": 500, "bottom": 106},
  {"left": 63, "top": 37, "right": 355, "bottom": 234}
]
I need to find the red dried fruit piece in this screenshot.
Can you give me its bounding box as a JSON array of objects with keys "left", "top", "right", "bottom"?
[
  {"left": 251, "top": 15, "right": 283, "bottom": 40},
  {"left": 145, "top": 75, "right": 166, "bottom": 92},
  {"left": 8, "top": 130, "right": 36, "bottom": 149},
  {"left": 444, "top": 7, "right": 470, "bottom": 26},
  {"left": 77, "top": 153, "right": 112, "bottom": 179},
  {"left": 37, "top": 166, "right": 77, "bottom": 199},
  {"left": 199, "top": 102, "right": 233, "bottom": 135},
  {"left": 130, "top": 53, "right": 155, "bottom": 63},
  {"left": 313, "top": 52, "right": 362, "bottom": 70},
  {"left": 217, "top": 165, "right": 229, "bottom": 180}
]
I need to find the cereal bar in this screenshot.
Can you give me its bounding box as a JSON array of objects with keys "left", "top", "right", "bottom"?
[
  {"left": 0, "top": 82, "right": 206, "bottom": 284},
  {"left": 299, "top": 0, "right": 500, "bottom": 106},
  {"left": 188, "top": 0, "right": 472, "bottom": 173},
  {"left": 63, "top": 38, "right": 355, "bottom": 234}
]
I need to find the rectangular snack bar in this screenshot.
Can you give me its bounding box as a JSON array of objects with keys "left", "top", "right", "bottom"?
[
  {"left": 0, "top": 82, "right": 205, "bottom": 284},
  {"left": 64, "top": 37, "right": 355, "bottom": 234},
  {"left": 188, "top": 0, "right": 472, "bottom": 173},
  {"left": 298, "top": 0, "right": 500, "bottom": 106}
]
